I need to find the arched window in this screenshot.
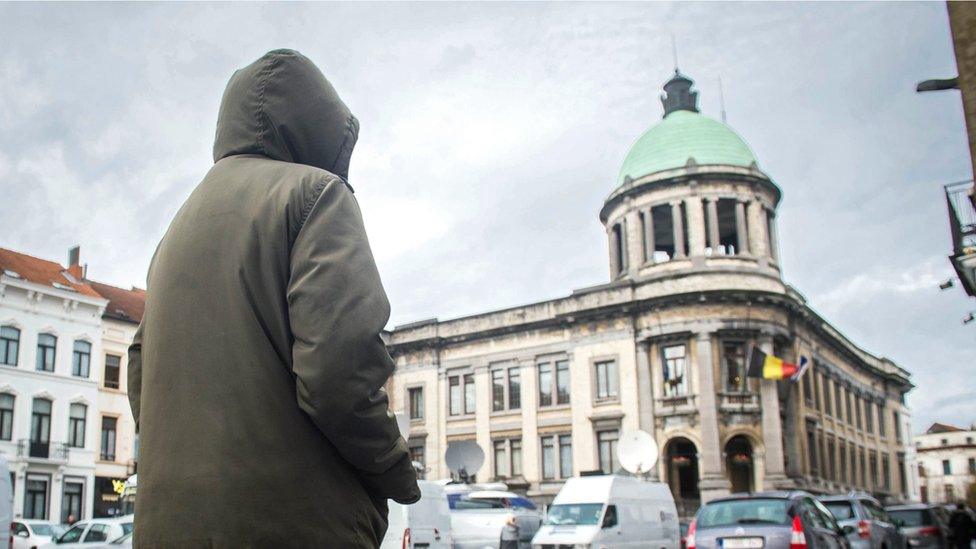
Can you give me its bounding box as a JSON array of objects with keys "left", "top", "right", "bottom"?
[
  {"left": 68, "top": 403, "right": 87, "bottom": 448},
  {"left": 0, "top": 326, "right": 19, "bottom": 366},
  {"left": 72, "top": 340, "right": 91, "bottom": 378},
  {"left": 36, "top": 333, "right": 57, "bottom": 372},
  {"left": 0, "top": 393, "right": 14, "bottom": 441}
]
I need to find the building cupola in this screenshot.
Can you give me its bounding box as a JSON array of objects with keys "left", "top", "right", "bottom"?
[{"left": 661, "top": 69, "right": 699, "bottom": 117}]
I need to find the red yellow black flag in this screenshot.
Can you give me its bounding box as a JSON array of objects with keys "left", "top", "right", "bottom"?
[{"left": 746, "top": 347, "right": 808, "bottom": 381}]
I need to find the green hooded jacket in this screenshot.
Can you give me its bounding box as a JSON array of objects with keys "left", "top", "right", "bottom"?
[{"left": 128, "top": 49, "right": 419, "bottom": 548}]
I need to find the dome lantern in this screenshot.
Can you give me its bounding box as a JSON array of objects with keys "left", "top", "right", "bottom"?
[{"left": 661, "top": 69, "right": 699, "bottom": 117}]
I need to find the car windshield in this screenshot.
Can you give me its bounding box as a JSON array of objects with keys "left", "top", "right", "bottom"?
[
  {"left": 58, "top": 524, "right": 87, "bottom": 543},
  {"left": 823, "top": 501, "right": 856, "bottom": 520},
  {"left": 447, "top": 494, "right": 537, "bottom": 511},
  {"left": 31, "top": 524, "right": 54, "bottom": 535},
  {"left": 888, "top": 510, "right": 933, "bottom": 527},
  {"left": 545, "top": 503, "right": 605, "bottom": 526},
  {"left": 698, "top": 499, "right": 791, "bottom": 528}
]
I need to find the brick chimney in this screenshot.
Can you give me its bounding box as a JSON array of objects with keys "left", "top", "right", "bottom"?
[{"left": 67, "top": 245, "right": 83, "bottom": 280}]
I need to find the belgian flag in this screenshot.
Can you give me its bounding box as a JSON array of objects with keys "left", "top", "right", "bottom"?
[{"left": 747, "top": 347, "right": 808, "bottom": 381}]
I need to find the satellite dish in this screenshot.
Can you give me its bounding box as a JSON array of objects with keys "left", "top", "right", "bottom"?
[
  {"left": 445, "top": 440, "right": 485, "bottom": 482},
  {"left": 394, "top": 411, "right": 410, "bottom": 439},
  {"left": 618, "top": 430, "right": 659, "bottom": 475}
]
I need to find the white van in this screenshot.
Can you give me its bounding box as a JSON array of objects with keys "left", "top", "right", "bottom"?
[
  {"left": 1, "top": 455, "right": 11, "bottom": 548},
  {"left": 531, "top": 474, "right": 680, "bottom": 549},
  {"left": 381, "top": 480, "right": 453, "bottom": 549}
]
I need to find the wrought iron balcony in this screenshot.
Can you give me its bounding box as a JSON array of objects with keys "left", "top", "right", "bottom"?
[
  {"left": 945, "top": 180, "right": 976, "bottom": 297},
  {"left": 718, "top": 391, "right": 761, "bottom": 413},
  {"left": 16, "top": 439, "right": 69, "bottom": 461}
]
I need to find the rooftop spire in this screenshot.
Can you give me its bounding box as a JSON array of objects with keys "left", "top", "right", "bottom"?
[{"left": 660, "top": 69, "right": 699, "bottom": 117}]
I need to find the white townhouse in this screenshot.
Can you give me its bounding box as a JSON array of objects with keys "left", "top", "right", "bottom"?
[{"left": 0, "top": 247, "right": 106, "bottom": 522}]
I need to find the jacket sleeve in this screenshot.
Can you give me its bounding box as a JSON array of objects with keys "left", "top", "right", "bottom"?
[
  {"left": 127, "top": 321, "right": 144, "bottom": 433},
  {"left": 287, "top": 177, "right": 419, "bottom": 504}
]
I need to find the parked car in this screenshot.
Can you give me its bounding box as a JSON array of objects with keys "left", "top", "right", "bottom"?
[
  {"left": 531, "top": 474, "right": 680, "bottom": 549},
  {"left": 820, "top": 494, "right": 906, "bottom": 549},
  {"left": 688, "top": 491, "right": 849, "bottom": 549},
  {"left": 39, "top": 515, "right": 133, "bottom": 548},
  {"left": 886, "top": 504, "right": 951, "bottom": 549},
  {"left": 83, "top": 531, "right": 131, "bottom": 549},
  {"left": 11, "top": 520, "right": 60, "bottom": 549},
  {"left": 446, "top": 486, "right": 542, "bottom": 549},
  {"left": 381, "top": 480, "right": 453, "bottom": 549}
]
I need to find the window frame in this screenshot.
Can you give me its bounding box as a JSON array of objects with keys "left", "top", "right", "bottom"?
[
  {"left": 103, "top": 354, "right": 121, "bottom": 389},
  {"left": 67, "top": 403, "right": 87, "bottom": 448},
  {"left": 100, "top": 415, "right": 118, "bottom": 461},
  {"left": 447, "top": 372, "right": 476, "bottom": 417},
  {"left": 593, "top": 357, "right": 619, "bottom": 401},
  {"left": 72, "top": 340, "right": 92, "bottom": 378},
  {"left": 0, "top": 393, "right": 13, "bottom": 441},
  {"left": 721, "top": 340, "right": 750, "bottom": 394},
  {"left": 540, "top": 433, "right": 572, "bottom": 480},
  {"left": 407, "top": 386, "right": 424, "bottom": 420},
  {"left": 537, "top": 357, "right": 570, "bottom": 408},
  {"left": 661, "top": 343, "right": 688, "bottom": 397},
  {"left": 492, "top": 437, "right": 523, "bottom": 480},
  {"left": 0, "top": 325, "right": 20, "bottom": 366},
  {"left": 36, "top": 333, "right": 57, "bottom": 372},
  {"left": 490, "top": 365, "right": 522, "bottom": 413}
]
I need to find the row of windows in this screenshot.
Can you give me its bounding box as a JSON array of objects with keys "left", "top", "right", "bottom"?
[
  {"left": 0, "top": 326, "right": 122, "bottom": 388},
  {"left": 927, "top": 457, "right": 976, "bottom": 476},
  {"left": 18, "top": 473, "right": 86, "bottom": 522},
  {"left": 408, "top": 429, "right": 621, "bottom": 482},
  {"left": 801, "top": 366, "right": 893, "bottom": 439},
  {"left": 609, "top": 198, "right": 777, "bottom": 275},
  {"left": 806, "top": 426, "right": 897, "bottom": 493},
  {"left": 0, "top": 393, "right": 118, "bottom": 460},
  {"left": 409, "top": 359, "right": 622, "bottom": 420}
]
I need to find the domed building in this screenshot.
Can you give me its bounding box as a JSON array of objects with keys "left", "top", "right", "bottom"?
[{"left": 387, "top": 71, "right": 918, "bottom": 512}]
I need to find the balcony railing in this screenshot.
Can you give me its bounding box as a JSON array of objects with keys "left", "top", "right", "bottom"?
[
  {"left": 945, "top": 180, "right": 976, "bottom": 296},
  {"left": 719, "top": 391, "right": 761, "bottom": 412},
  {"left": 655, "top": 394, "right": 697, "bottom": 415},
  {"left": 17, "top": 439, "right": 69, "bottom": 461}
]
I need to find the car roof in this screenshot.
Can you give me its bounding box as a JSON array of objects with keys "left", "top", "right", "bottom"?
[
  {"left": 19, "top": 519, "right": 56, "bottom": 524},
  {"left": 467, "top": 490, "right": 524, "bottom": 499},
  {"left": 819, "top": 492, "right": 879, "bottom": 503},
  {"left": 886, "top": 503, "right": 937, "bottom": 511},
  {"left": 710, "top": 490, "right": 811, "bottom": 503},
  {"left": 89, "top": 515, "right": 134, "bottom": 525}
]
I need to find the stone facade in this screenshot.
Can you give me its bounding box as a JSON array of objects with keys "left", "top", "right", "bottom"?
[
  {"left": 916, "top": 422, "right": 976, "bottom": 504},
  {"left": 386, "top": 73, "right": 916, "bottom": 515}
]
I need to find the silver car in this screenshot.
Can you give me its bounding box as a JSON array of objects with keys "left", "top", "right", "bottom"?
[
  {"left": 820, "top": 494, "right": 906, "bottom": 549},
  {"left": 886, "top": 504, "right": 951, "bottom": 549},
  {"left": 690, "top": 491, "right": 850, "bottom": 549}
]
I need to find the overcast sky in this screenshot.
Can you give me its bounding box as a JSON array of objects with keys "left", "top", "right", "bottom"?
[{"left": 1, "top": 2, "right": 973, "bottom": 432}]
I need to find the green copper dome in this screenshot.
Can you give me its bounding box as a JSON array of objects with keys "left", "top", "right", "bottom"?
[{"left": 616, "top": 71, "right": 758, "bottom": 186}]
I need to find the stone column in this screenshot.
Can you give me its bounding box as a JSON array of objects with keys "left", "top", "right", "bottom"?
[
  {"left": 671, "top": 201, "right": 686, "bottom": 258},
  {"left": 746, "top": 200, "right": 769, "bottom": 258},
  {"left": 635, "top": 340, "right": 654, "bottom": 433},
  {"left": 625, "top": 209, "right": 643, "bottom": 274},
  {"left": 643, "top": 209, "right": 655, "bottom": 262},
  {"left": 735, "top": 200, "right": 750, "bottom": 255},
  {"left": 758, "top": 335, "right": 789, "bottom": 487},
  {"left": 695, "top": 332, "right": 730, "bottom": 502},
  {"left": 685, "top": 196, "right": 706, "bottom": 257},
  {"left": 707, "top": 198, "right": 720, "bottom": 252}
]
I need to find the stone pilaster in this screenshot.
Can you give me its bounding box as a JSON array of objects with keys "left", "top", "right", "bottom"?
[
  {"left": 735, "top": 200, "right": 750, "bottom": 254},
  {"left": 643, "top": 209, "right": 655, "bottom": 262},
  {"left": 758, "top": 335, "right": 790, "bottom": 488},
  {"left": 671, "top": 201, "right": 686, "bottom": 258},
  {"left": 685, "top": 196, "right": 706, "bottom": 257},
  {"left": 706, "top": 198, "right": 720, "bottom": 252},
  {"left": 635, "top": 340, "right": 654, "bottom": 433},
  {"left": 695, "top": 332, "right": 730, "bottom": 502},
  {"left": 608, "top": 228, "right": 621, "bottom": 276},
  {"left": 625, "top": 209, "right": 643, "bottom": 275},
  {"left": 519, "top": 358, "right": 540, "bottom": 485},
  {"left": 474, "top": 364, "right": 492, "bottom": 480},
  {"left": 747, "top": 199, "right": 769, "bottom": 258}
]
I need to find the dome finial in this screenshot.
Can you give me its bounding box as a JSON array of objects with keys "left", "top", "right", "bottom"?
[{"left": 661, "top": 69, "right": 699, "bottom": 118}]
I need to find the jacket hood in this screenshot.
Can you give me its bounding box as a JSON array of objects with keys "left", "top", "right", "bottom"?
[{"left": 213, "top": 49, "right": 358, "bottom": 179}]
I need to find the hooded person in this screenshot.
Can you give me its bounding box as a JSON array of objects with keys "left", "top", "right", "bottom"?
[{"left": 127, "top": 49, "right": 420, "bottom": 547}]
